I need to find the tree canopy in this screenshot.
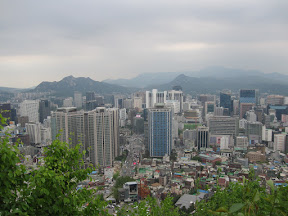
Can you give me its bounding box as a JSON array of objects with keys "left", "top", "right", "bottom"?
[{"left": 0, "top": 114, "right": 107, "bottom": 215}]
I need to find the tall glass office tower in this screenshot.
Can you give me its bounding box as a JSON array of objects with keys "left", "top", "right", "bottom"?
[{"left": 148, "top": 104, "right": 172, "bottom": 157}]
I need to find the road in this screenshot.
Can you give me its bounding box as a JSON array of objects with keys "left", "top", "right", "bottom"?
[{"left": 121, "top": 134, "right": 144, "bottom": 177}]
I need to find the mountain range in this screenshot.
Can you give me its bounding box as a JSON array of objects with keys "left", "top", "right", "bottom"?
[
  {"left": 104, "top": 66, "right": 288, "bottom": 90},
  {"left": 150, "top": 74, "right": 288, "bottom": 95},
  {"left": 2, "top": 66, "right": 288, "bottom": 98},
  {"left": 30, "top": 75, "right": 137, "bottom": 97}
]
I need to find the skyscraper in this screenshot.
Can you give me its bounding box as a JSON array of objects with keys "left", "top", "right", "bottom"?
[
  {"left": 148, "top": 104, "right": 172, "bottom": 157},
  {"left": 239, "top": 89, "right": 256, "bottom": 119},
  {"left": 220, "top": 91, "right": 232, "bottom": 114},
  {"left": 240, "top": 89, "right": 256, "bottom": 104},
  {"left": 146, "top": 89, "right": 167, "bottom": 108},
  {"left": 39, "top": 99, "right": 51, "bottom": 123},
  {"left": 51, "top": 107, "right": 77, "bottom": 142},
  {"left": 25, "top": 122, "right": 41, "bottom": 144},
  {"left": 87, "top": 108, "right": 119, "bottom": 167},
  {"left": 19, "top": 100, "right": 39, "bottom": 123},
  {"left": 51, "top": 107, "right": 119, "bottom": 167},
  {"left": 167, "top": 90, "right": 184, "bottom": 112}
]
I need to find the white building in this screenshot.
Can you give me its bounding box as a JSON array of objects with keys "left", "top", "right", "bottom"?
[
  {"left": 41, "top": 127, "right": 52, "bottom": 145},
  {"left": 246, "top": 110, "right": 257, "bottom": 122},
  {"left": 274, "top": 134, "right": 286, "bottom": 152},
  {"left": 165, "top": 100, "right": 180, "bottom": 114},
  {"left": 119, "top": 108, "right": 127, "bottom": 127},
  {"left": 220, "top": 136, "right": 230, "bottom": 149},
  {"left": 25, "top": 122, "right": 41, "bottom": 144},
  {"left": 262, "top": 125, "right": 273, "bottom": 142},
  {"left": 167, "top": 90, "right": 184, "bottom": 112},
  {"left": 239, "top": 118, "right": 248, "bottom": 129},
  {"left": 88, "top": 108, "right": 119, "bottom": 167},
  {"left": 19, "top": 100, "right": 39, "bottom": 123},
  {"left": 51, "top": 107, "right": 119, "bottom": 167},
  {"left": 214, "top": 107, "right": 224, "bottom": 116},
  {"left": 146, "top": 89, "right": 167, "bottom": 108}
]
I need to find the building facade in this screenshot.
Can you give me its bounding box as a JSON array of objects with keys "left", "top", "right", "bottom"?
[
  {"left": 148, "top": 105, "right": 172, "bottom": 157},
  {"left": 19, "top": 100, "right": 39, "bottom": 123},
  {"left": 51, "top": 107, "right": 119, "bottom": 167}
]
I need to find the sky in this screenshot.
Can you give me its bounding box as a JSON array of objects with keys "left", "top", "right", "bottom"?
[{"left": 0, "top": 0, "right": 287, "bottom": 88}]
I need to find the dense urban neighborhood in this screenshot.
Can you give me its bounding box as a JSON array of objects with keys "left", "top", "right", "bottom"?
[{"left": 1, "top": 77, "right": 288, "bottom": 215}]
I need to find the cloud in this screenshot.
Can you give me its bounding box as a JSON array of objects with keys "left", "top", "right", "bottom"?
[
  {"left": 155, "top": 43, "right": 219, "bottom": 52},
  {"left": 0, "top": 0, "right": 287, "bottom": 88}
]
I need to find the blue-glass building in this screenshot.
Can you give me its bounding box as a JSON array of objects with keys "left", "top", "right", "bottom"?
[
  {"left": 148, "top": 104, "right": 172, "bottom": 157},
  {"left": 220, "top": 92, "right": 232, "bottom": 114},
  {"left": 239, "top": 89, "right": 256, "bottom": 104}
]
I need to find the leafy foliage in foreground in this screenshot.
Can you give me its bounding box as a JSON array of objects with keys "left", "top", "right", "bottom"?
[
  {"left": 0, "top": 114, "right": 107, "bottom": 215},
  {"left": 117, "top": 196, "right": 180, "bottom": 216},
  {"left": 195, "top": 177, "right": 288, "bottom": 216}
]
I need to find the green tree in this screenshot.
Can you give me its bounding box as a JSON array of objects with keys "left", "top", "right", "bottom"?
[
  {"left": 132, "top": 196, "right": 180, "bottom": 216},
  {"left": 195, "top": 177, "right": 288, "bottom": 216},
  {"left": 0, "top": 114, "right": 108, "bottom": 215},
  {"left": 0, "top": 115, "right": 29, "bottom": 214},
  {"left": 215, "top": 161, "right": 221, "bottom": 166},
  {"left": 26, "top": 139, "right": 109, "bottom": 215},
  {"left": 113, "top": 171, "right": 120, "bottom": 181},
  {"left": 191, "top": 156, "right": 202, "bottom": 162}
]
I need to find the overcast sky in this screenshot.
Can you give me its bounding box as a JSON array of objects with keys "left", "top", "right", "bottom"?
[{"left": 1, "top": 0, "right": 287, "bottom": 88}]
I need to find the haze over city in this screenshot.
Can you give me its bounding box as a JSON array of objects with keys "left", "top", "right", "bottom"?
[{"left": 1, "top": 0, "right": 288, "bottom": 88}]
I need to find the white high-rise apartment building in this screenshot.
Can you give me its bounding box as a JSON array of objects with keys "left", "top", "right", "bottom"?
[
  {"left": 262, "top": 125, "right": 272, "bottom": 142},
  {"left": 51, "top": 107, "right": 76, "bottom": 142},
  {"left": 274, "top": 134, "right": 286, "bottom": 152},
  {"left": 40, "top": 127, "right": 52, "bottom": 146},
  {"left": 119, "top": 108, "right": 127, "bottom": 127},
  {"left": 88, "top": 108, "right": 119, "bottom": 167},
  {"left": 25, "top": 122, "right": 41, "bottom": 144},
  {"left": 146, "top": 89, "right": 167, "bottom": 108},
  {"left": 51, "top": 107, "right": 119, "bottom": 167},
  {"left": 19, "top": 100, "right": 39, "bottom": 123}
]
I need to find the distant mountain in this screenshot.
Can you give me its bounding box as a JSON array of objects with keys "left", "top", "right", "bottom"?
[
  {"left": 104, "top": 72, "right": 182, "bottom": 88},
  {"left": 151, "top": 73, "right": 288, "bottom": 96},
  {"left": 31, "top": 75, "right": 137, "bottom": 97},
  {"left": 0, "top": 87, "right": 23, "bottom": 93},
  {"left": 103, "top": 66, "right": 288, "bottom": 88}
]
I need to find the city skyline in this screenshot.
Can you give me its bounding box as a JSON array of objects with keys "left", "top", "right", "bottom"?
[{"left": 1, "top": 0, "right": 288, "bottom": 88}]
